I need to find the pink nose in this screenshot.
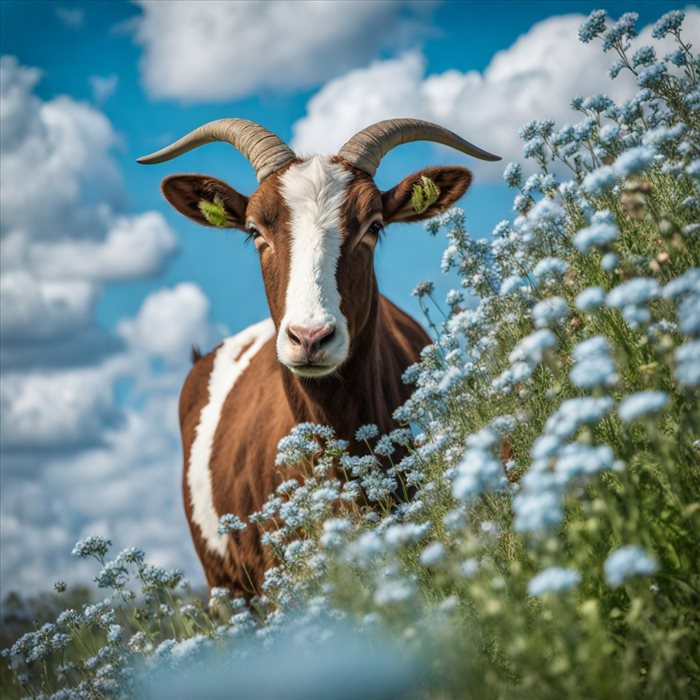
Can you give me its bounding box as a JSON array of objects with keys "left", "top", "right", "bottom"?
[{"left": 287, "top": 323, "right": 335, "bottom": 362}]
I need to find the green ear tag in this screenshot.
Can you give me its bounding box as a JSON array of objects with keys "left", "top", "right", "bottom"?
[
  {"left": 198, "top": 199, "right": 227, "bottom": 227},
  {"left": 411, "top": 176, "right": 441, "bottom": 214}
]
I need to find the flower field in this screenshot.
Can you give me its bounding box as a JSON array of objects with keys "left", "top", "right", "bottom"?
[{"left": 2, "top": 10, "right": 699, "bottom": 699}]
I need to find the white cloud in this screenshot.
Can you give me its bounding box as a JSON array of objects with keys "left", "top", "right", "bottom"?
[
  {"left": 291, "top": 10, "right": 700, "bottom": 177},
  {"left": 0, "top": 362, "right": 122, "bottom": 451},
  {"left": 130, "top": 0, "right": 435, "bottom": 102},
  {"left": 0, "top": 271, "right": 96, "bottom": 340},
  {"left": 119, "top": 282, "right": 225, "bottom": 365},
  {"left": 29, "top": 212, "right": 178, "bottom": 282},
  {"left": 89, "top": 73, "right": 118, "bottom": 104},
  {"left": 0, "top": 57, "right": 225, "bottom": 594},
  {"left": 55, "top": 6, "right": 85, "bottom": 29}
]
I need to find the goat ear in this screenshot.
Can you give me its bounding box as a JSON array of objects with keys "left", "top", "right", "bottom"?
[
  {"left": 381, "top": 166, "right": 472, "bottom": 224},
  {"left": 161, "top": 175, "right": 248, "bottom": 230}
]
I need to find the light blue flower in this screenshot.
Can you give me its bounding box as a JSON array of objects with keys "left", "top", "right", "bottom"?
[
  {"left": 72, "top": 536, "right": 112, "bottom": 560},
  {"left": 509, "top": 329, "right": 557, "bottom": 365},
  {"left": 607, "top": 278, "right": 660, "bottom": 307},
  {"left": 575, "top": 286, "right": 606, "bottom": 312},
  {"left": 218, "top": 514, "right": 247, "bottom": 534},
  {"left": 570, "top": 336, "right": 618, "bottom": 389},
  {"left": 632, "top": 46, "right": 656, "bottom": 68},
  {"left": 503, "top": 162, "right": 523, "bottom": 188},
  {"left": 532, "top": 296, "right": 570, "bottom": 328},
  {"left": 582, "top": 166, "right": 616, "bottom": 195},
  {"left": 556, "top": 443, "right": 615, "bottom": 481},
  {"left": 420, "top": 542, "right": 446, "bottom": 567},
  {"left": 533, "top": 257, "right": 568, "bottom": 280},
  {"left": 545, "top": 396, "right": 614, "bottom": 439},
  {"left": 601, "top": 252, "right": 619, "bottom": 273},
  {"left": 604, "top": 545, "right": 658, "bottom": 586},
  {"left": 612, "top": 146, "right": 656, "bottom": 178},
  {"left": 618, "top": 391, "right": 669, "bottom": 421},
  {"left": 651, "top": 10, "right": 685, "bottom": 39},
  {"left": 528, "top": 567, "right": 581, "bottom": 596},
  {"left": 574, "top": 222, "right": 619, "bottom": 253},
  {"left": 675, "top": 340, "right": 700, "bottom": 386},
  {"left": 452, "top": 448, "right": 506, "bottom": 501},
  {"left": 355, "top": 424, "right": 379, "bottom": 441},
  {"left": 579, "top": 10, "right": 607, "bottom": 43}
]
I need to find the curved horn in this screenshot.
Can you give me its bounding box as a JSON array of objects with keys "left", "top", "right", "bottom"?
[
  {"left": 136, "top": 118, "right": 296, "bottom": 182},
  {"left": 338, "top": 118, "right": 501, "bottom": 176}
]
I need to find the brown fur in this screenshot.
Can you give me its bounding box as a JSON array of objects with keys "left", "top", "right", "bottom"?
[{"left": 166, "top": 158, "right": 473, "bottom": 597}]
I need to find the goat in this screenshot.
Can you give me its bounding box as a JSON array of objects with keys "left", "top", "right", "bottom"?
[{"left": 138, "top": 118, "right": 499, "bottom": 595}]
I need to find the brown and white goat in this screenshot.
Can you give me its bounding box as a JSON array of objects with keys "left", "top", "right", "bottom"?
[{"left": 138, "top": 118, "right": 499, "bottom": 596}]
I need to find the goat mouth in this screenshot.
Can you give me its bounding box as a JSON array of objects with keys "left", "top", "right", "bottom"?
[{"left": 288, "top": 363, "right": 338, "bottom": 378}]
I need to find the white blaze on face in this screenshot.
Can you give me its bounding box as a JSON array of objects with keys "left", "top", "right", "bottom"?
[{"left": 277, "top": 156, "right": 352, "bottom": 374}]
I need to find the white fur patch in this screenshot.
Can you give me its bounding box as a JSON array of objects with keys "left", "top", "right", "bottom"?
[
  {"left": 187, "top": 318, "right": 274, "bottom": 557},
  {"left": 277, "top": 156, "right": 351, "bottom": 365}
]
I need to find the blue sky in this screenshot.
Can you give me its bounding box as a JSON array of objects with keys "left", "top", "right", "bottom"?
[{"left": 0, "top": 0, "right": 694, "bottom": 593}]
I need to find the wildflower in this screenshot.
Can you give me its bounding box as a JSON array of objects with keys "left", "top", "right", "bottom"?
[
  {"left": 533, "top": 257, "right": 568, "bottom": 281},
  {"left": 115, "top": 546, "right": 145, "bottom": 566},
  {"left": 528, "top": 567, "right": 581, "bottom": 596},
  {"left": 384, "top": 522, "right": 430, "bottom": 549},
  {"left": 452, "top": 448, "right": 506, "bottom": 501},
  {"left": 420, "top": 542, "right": 446, "bottom": 567},
  {"left": 579, "top": 10, "right": 607, "bottom": 43},
  {"left": 602, "top": 12, "right": 638, "bottom": 52},
  {"left": 570, "top": 336, "right": 618, "bottom": 389},
  {"left": 618, "top": 391, "right": 669, "bottom": 421},
  {"left": 637, "top": 64, "right": 667, "bottom": 88},
  {"left": 374, "top": 578, "right": 416, "bottom": 606},
  {"left": 72, "top": 535, "right": 112, "bottom": 560},
  {"left": 651, "top": 10, "right": 685, "bottom": 38},
  {"left": 674, "top": 340, "right": 700, "bottom": 386},
  {"left": 601, "top": 252, "right": 619, "bottom": 273},
  {"left": 509, "top": 329, "right": 557, "bottom": 365},
  {"left": 679, "top": 296, "right": 700, "bottom": 336},
  {"left": 218, "top": 514, "right": 247, "bottom": 534},
  {"left": 355, "top": 424, "right": 379, "bottom": 441},
  {"left": 503, "top": 162, "right": 523, "bottom": 188},
  {"left": 513, "top": 487, "right": 563, "bottom": 533},
  {"left": 54, "top": 580, "right": 67, "bottom": 593},
  {"left": 556, "top": 443, "right": 615, "bottom": 481},
  {"left": 604, "top": 545, "right": 658, "bottom": 586},
  {"left": 412, "top": 281, "right": 434, "bottom": 298},
  {"left": 574, "top": 222, "right": 619, "bottom": 253},
  {"left": 532, "top": 296, "right": 570, "bottom": 328},
  {"left": 632, "top": 46, "right": 655, "bottom": 68},
  {"left": 609, "top": 60, "right": 625, "bottom": 79},
  {"left": 545, "top": 396, "right": 614, "bottom": 439},
  {"left": 608, "top": 277, "right": 660, "bottom": 312},
  {"left": 582, "top": 166, "right": 616, "bottom": 195},
  {"left": 575, "top": 286, "right": 606, "bottom": 312},
  {"left": 500, "top": 275, "right": 525, "bottom": 296},
  {"left": 94, "top": 560, "right": 129, "bottom": 589}
]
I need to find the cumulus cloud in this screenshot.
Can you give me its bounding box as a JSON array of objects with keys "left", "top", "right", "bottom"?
[
  {"left": 55, "top": 6, "right": 85, "bottom": 29},
  {"left": 130, "top": 0, "right": 435, "bottom": 102},
  {"left": 89, "top": 73, "right": 118, "bottom": 104},
  {"left": 29, "top": 212, "right": 178, "bottom": 282},
  {"left": 291, "top": 10, "right": 700, "bottom": 177},
  {"left": 118, "top": 282, "right": 225, "bottom": 366},
  {"left": 0, "top": 57, "right": 225, "bottom": 593}
]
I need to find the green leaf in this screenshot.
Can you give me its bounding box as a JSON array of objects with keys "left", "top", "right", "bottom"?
[
  {"left": 198, "top": 199, "right": 228, "bottom": 227},
  {"left": 411, "top": 176, "right": 441, "bottom": 214}
]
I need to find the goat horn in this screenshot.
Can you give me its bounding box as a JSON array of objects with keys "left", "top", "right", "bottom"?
[
  {"left": 136, "top": 118, "right": 296, "bottom": 182},
  {"left": 338, "top": 118, "right": 501, "bottom": 176}
]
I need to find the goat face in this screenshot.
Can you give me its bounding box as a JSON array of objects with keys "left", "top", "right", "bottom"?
[{"left": 160, "top": 156, "right": 472, "bottom": 378}]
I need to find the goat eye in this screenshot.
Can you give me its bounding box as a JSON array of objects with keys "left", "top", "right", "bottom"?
[{"left": 367, "top": 221, "right": 384, "bottom": 237}]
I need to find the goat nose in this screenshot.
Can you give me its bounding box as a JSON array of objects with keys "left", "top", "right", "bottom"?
[{"left": 287, "top": 324, "right": 335, "bottom": 358}]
